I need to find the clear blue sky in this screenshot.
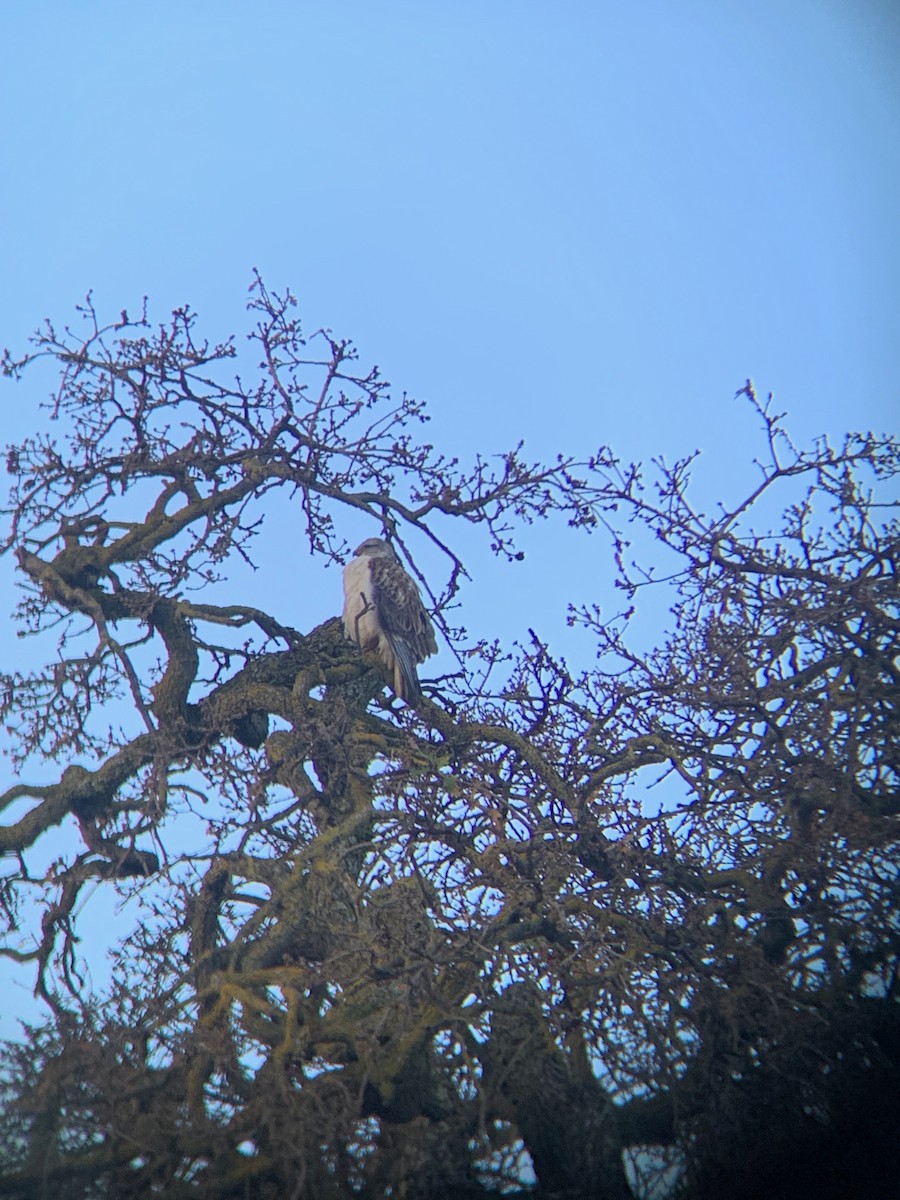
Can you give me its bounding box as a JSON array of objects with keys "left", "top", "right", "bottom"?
[{"left": 0, "top": 1, "right": 898, "bottom": 1037}]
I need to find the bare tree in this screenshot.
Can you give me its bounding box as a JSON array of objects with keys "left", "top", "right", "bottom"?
[{"left": 0, "top": 280, "right": 896, "bottom": 1199}]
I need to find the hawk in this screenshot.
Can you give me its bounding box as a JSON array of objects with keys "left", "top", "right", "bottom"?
[{"left": 342, "top": 538, "right": 437, "bottom": 702}]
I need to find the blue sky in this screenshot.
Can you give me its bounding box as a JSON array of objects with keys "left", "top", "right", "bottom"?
[{"left": 0, "top": 1, "right": 897, "bottom": 1036}]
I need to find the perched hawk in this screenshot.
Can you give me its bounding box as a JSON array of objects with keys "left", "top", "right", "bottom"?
[{"left": 342, "top": 538, "right": 437, "bottom": 701}]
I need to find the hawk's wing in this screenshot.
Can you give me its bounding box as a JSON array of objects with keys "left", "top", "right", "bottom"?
[
  {"left": 369, "top": 554, "right": 438, "bottom": 662},
  {"left": 368, "top": 554, "right": 437, "bottom": 700}
]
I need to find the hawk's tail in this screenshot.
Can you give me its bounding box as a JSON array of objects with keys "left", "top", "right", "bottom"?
[{"left": 387, "top": 635, "right": 420, "bottom": 702}]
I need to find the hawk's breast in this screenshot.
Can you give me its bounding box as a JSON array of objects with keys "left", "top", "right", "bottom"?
[{"left": 342, "top": 555, "right": 384, "bottom": 651}]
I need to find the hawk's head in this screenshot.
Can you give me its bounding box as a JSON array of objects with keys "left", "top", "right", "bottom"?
[{"left": 354, "top": 537, "right": 395, "bottom": 558}]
